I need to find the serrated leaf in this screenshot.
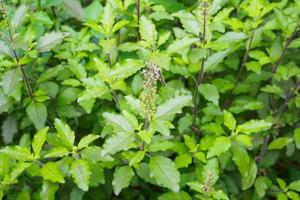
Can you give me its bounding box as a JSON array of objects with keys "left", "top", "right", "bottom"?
[
  {"left": 44, "top": 147, "right": 70, "bottom": 158},
  {"left": 129, "top": 151, "right": 145, "bottom": 166},
  {"left": 103, "top": 112, "right": 133, "bottom": 132},
  {"left": 40, "top": 181, "right": 59, "bottom": 200},
  {"left": 54, "top": 118, "right": 75, "bottom": 149},
  {"left": 37, "top": 32, "right": 69, "bottom": 52},
  {"left": 78, "top": 134, "right": 100, "bottom": 149},
  {"left": 1, "top": 68, "right": 22, "bottom": 95},
  {"left": 41, "top": 162, "right": 65, "bottom": 183},
  {"left": 32, "top": 127, "right": 49, "bottom": 157},
  {"left": 101, "top": 132, "right": 135, "bottom": 156},
  {"left": 255, "top": 176, "right": 271, "bottom": 198},
  {"left": 70, "top": 159, "right": 91, "bottom": 191},
  {"left": 149, "top": 156, "right": 180, "bottom": 192},
  {"left": 216, "top": 32, "right": 247, "bottom": 44},
  {"left": 207, "top": 136, "right": 231, "bottom": 158},
  {"left": 11, "top": 5, "right": 28, "bottom": 28},
  {"left": 236, "top": 120, "right": 272, "bottom": 134},
  {"left": 268, "top": 137, "right": 292, "bottom": 150},
  {"left": 223, "top": 110, "right": 236, "bottom": 132},
  {"left": 112, "top": 166, "right": 134, "bottom": 195},
  {"left": 62, "top": 0, "right": 84, "bottom": 21},
  {"left": 108, "top": 59, "right": 144, "bottom": 82},
  {"left": 4, "top": 162, "right": 31, "bottom": 184},
  {"left": 173, "top": 11, "right": 200, "bottom": 36},
  {"left": 156, "top": 95, "right": 192, "bottom": 120},
  {"left": 167, "top": 37, "right": 198, "bottom": 54},
  {"left": 0, "top": 146, "right": 33, "bottom": 161},
  {"left": 140, "top": 16, "right": 157, "bottom": 47},
  {"left": 199, "top": 83, "right": 220, "bottom": 106},
  {"left": 205, "top": 50, "right": 229, "bottom": 71},
  {"left": 26, "top": 102, "right": 47, "bottom": 130},
  {"left": 1, "top": 115, "right": 18, "bottom": 144}
]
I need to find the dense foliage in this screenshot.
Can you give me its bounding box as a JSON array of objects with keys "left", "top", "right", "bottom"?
[{"left": 0, "top": 0, "right": 300, "bottom": 199}]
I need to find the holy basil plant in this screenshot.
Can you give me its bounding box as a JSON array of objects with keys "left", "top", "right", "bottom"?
[{"left": 0, "top": 0, "right": 300, "bottom": 199}]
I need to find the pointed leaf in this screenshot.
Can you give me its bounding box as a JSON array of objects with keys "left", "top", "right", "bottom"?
[
  {"left": 112, "top": 166, "right": 134, "bottom": 195},
  {"left": 236, "top": 120, "right": 272, "bottom": 134},
  {"left": 78, "top": 134, "right": 100, "bottom": 149},
  {"left": 54, "top": 118, "right": 75, "bottom": 149},
  {"left": 101, "top": 132, "right": 135, "bottom": 156},
  {"left": 140, "top": 16, "right": 157, "bottom": 47},
  {"left": 70, "top": 159, "right": 91, "bottom": 191},
  {"left": 149, "top": 156, "right": 180, "bottom": 192},
  {"left": 0, "top": 146, "right": 33, "bottom": 161},
  {"left": 26, "top": 102, "right": 47, "bottom": 130},
  {"left": 41, "top": 162, "right": 65, "bottom": 183},
  {"left": 37, "top": 32, "right": 69, "bottom": 52},
  {"left": 207, "top": 136, "right": 231, "bottom": 158},
  {"left": 32, "top": 127, "right": 49, "bottom": 157},
  {"left": 40, "top": 181, "right": 59, "bottom": 200},
  {"left": 223, "top": 110, "right": 236, "bottom": 132}
]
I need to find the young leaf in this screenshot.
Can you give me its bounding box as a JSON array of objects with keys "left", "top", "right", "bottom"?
[
  {"left": 223, "top": 110, "right": 236, "bottom": 132},
  {"left": 167, "top": 37, "right": 198, "bottom": 54},
  {"left": 0, "top": 146, "right": 33, "bottom": 161},
  {"left": 62, "top": 0, "right": 84, "bottom": 21},
  {"left": 78, "top": 134, "right": 100, "bottom": 149},
  {"left": 268, "top": 137, "right": 293, "bottom": 150},
  {"left": 112, "top": 166, "right": 134, "bottom": 195},
  {"left": 101, "top": 132, "right": 135, "bottom": 156},
  {"left": 156, "top": 95, "right": 192, "bottom": 120},
  {"left": 149, "top": 156, "right": 180, "bottom": 192},
  {"left": 26, "top": 102, "right": 47, "bottom": 130},
  {"left": 11, "top": 5, "right": 28, "bottom": 28},
  {"left": 70, "top": 159, "right": 91, "bottom": 191},
  {"left": 41, "top": 162, "right": 65, "bottom": 183},
  {"left": 129, "top": 151, "right": 145, "bottom": 166},
  {"left": 37, "top": 32, "right": 69, "bottom": 52},
  {"left": 140, "top": 16, "right": 157, "bottom": 47},
  {"left": 54, "top": 118, "right": 75, "bottom": 149},
  {"left": 44, "top": 147, "right": 70, "bottom": 158},
  {"left": 207, "top": 136, "right": 231, "bottom": 158},
  {"left": 32, "top": 127, "right": 49, "bottom": 157},
  {"left": 236, "top": 120, "right": 272, "bottom": 134}
]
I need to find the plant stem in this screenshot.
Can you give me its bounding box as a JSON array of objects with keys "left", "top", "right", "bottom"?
[
  {"left": 136, "top": 0, "right": 141, "bottom": 40},
  {"left": 0, "top": 1, "right": 33, "bottom": 98},
  {"left": 192, "top": 2, "right": 208, "bottom": 133},
  {"left": 106, "top": 53, "right": 120, "bottom": 108},
  {"left": 223, "top": 29, "right": 255, "bottom": 108},
  {"left": 37, "top": 0, "right": 41, "bottom": 9}
]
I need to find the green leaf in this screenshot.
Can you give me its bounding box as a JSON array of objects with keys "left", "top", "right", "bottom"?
[
  {"left": 289, "top": 180, "right": 300, "bottom": 192},
  {"left": 103, "top": 112, "right": 133, "bottom": 132},
  {"left": 255, "top": 176, "right": 271, "bottom": 198},
  {"left": 129, "top": 151, "right": 145, "bottom": 166},
  {"left": 294, "top": 128, "right": 300, "bottom": 149},
  {"left": 70, "top": 159, "right": 91, "bottom": 191},
  {"left": 41, "top": 162, "right": 65, "bottom": 183},
  {"left": 149, "top": 156, "right": 180, "bottom": 192},
  {"left": 156, "top": 95, "right": 192, "bottom": 120},
  {"left": 140, "top": 16, "right": 157, "bottom": 47},
  {"left": 78, "top": 134, "right": 100, "bottom": 149},
  {"left": 167, "top": 37, "right": 198, "bottom": 54},
  {"left": 199, "top": 83, "right": 220, "bottom": 106},
  {"left": 268, "top": 137, "right": 292, "bottom": 150},
  {"left": 241, "top": 159, "right": 257, "bottom": 190},
  {"left": 101, "top": 132, "right": 135, "bottom": 155},
  {"left": 1, "top": 68, "right": 22, "bottom": 95},
  {"left": 26, "top": 102, "right": 47, "bottom": 130},
  {"left": 0, "top": 146, "right": 33, "bottom": 161},
  {"left": 205, "top": 50, "right": 229, "bottom": 71},
  {"left": 173, "top": 11, "right": 200, "bottom": 36},
  {"left": 11, "top": 5, "right": 28, "bottom": 28},
  {"left": 40, "top": 181, "right": 59, "bottom": 200},
  {"left": 236, "top": 120, "right": 272, "bottom": 134},
  {"left": 207, "top": 136, "right": 231, "bottom": 158},
  {"left": 112, "top": 166, "right": 134, "bottom": 195},
  {"left": 269, "top": 37, "right": 282, "bottom": 63},
  {"left": 108, "top": 59, "right": 144, "bottom": 81},
  {"left": 216, "top": 32, "right": 247, "bottom": 44},
  {"left": 223, "top": 110, "right": 236, "bottom": 132},
  {"left": 37, "top": 32, "right": 69, "bottom": 52},
  {"left": 158, "top": 191, "right": 192, "bottom": 200},
  {"left": 44, "top": 147, "right": 70, "bottom": 158},
  {"left": 54, "top": 118, "right": 75, "bottom": 149},
  {"left": 175, "top": 154, "right": 192, "bottom": 168},
  {"left": 32, "top": 127, "right": 49, "bottom": 157},
  {"left": 1, "top": 115, "right": 18, "bottom": 144},
  {"left": 3, "top": 162, "right": 31, "bottom": 184},
  {"left": 62, "top": 0, "right": 84, "bottom": 21},
  {"left": 232, "top": 143, "right": 250, "bottom": 177}
]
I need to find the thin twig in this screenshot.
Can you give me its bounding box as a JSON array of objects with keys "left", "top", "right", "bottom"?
[
  {"left": 136, "top": 0, "right": 141, "bottom": 40},
  {"left": 268, "top": 26, "right": 299, "bottom": 111},
  {"left": 0, "top": 1, "right": 33, "bottom": 98},
  {"left": 223, "top": 30, "right": 255, "bottom": 108},
  {"left": 192, "top": 2, "right": 208, "bottom": 133}
]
